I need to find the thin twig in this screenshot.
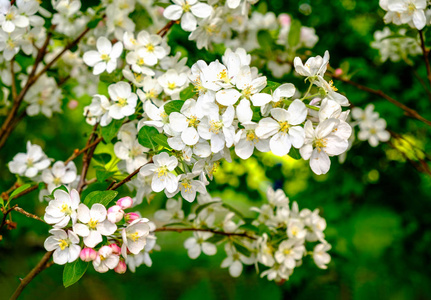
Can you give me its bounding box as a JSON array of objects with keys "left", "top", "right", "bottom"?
[
  {"left": 108, "top": 162, "right": 151, "bottom": 190},
  {"left": 10, "top": 251, "right": 53, "bottom": 300},
  {"left": 64, "top": 136, "right": 103, "bottom": 165},
  {"left": 13, "top": 207, "right": 46, "bottom": 224},
  {"left": 10, "top": 59, "right": 17, "bottom": 99},
  {"left": 77, "top": 124, "right": 100, "bottom": 193},
  {"left": 155, "top": 227, "right": 256, "bottom": 240},
  {"left": 331, "top": 74, "right": 431, "bottom": 127},
  {"left": 0, "top": 205, "right": 17, "bottom": 231},
  {"left": 157, "top": 20, "right": 177, "bottom": 38}
]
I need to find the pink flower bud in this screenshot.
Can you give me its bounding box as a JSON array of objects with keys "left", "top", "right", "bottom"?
[
  {"left": 279, "top": 14, "right": 291, "bottom": 26},
  {"left": 107, "top": 205, "right": 124, "bottom": 223},
  {"left": 124, "top": 212, "right": 140, "bottom": 223},
  {"left": 309, "top": 97, "right": 322, "bottom": 106},
  {"left": 68, "top": 100, "right": 79, "bottom": 109},
  {"left": 109, "top": 243, "right": 121, "bottom": 255},
  {"left": 117, "top": 196, "right": 133, "bottom": 209},
  {"left": 80, "top": 248, "right": 97, "bottom": 262},
  {"left": 334, "top": 68, "right": 343, "bottom": 76},
  {"left": 115, "top": 260, "right": 127, "bottom": 274}
]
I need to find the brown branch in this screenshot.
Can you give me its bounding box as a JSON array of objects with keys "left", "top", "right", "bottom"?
[
  {"left": 157, "top": 20, "right": 177, "bottom": 38},
  {"left": 155, "top": 227, "right": 256, "bottom": 240},
  {"left": 64, "top": 136, "right": 103, "bottom": 165},
  {"left": 10, "top": 251, "right": 53, "bottom": 300},
  {"left": 13, "top": 207, "right": 46, "bottom": 224},
  {"left": 0, "top": 25, "right": 91, "bottom": 150},
  {"left": 108, "top": 161, "right": 151, "bottom": 190},
  {"left": 331, "top": 74, "right": 431, "bottom": 127},
  {"left": 77, "top": 124, "right": 100, "bottom": 193},
  {"left": 419, "top": 30, "right": 431, "bottom": 94},
  {"left": 0, "top": 205, "right": 17, "bottom": 231}
]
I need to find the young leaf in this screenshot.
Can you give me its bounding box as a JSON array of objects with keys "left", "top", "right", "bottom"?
[
  {"left": 180, "top": 84, "right": 196, "bottom": 100},
  {"left": 233, "top": 241, "right": 251, "bottom": 256},
  {"left": 92, "top": 153, "right": 112, "bottom": 165},
  {"left": 95, "top": 168, "right": 117, "bottom": 183},
  {"left": 101, "top": 120, "right": 123, "bottom": 143},
  {"left": 257, "top": 30, "right": 274, "bottom": 52},
  {"left": 238, "top": 223, "right": 260, "bottom": 233},
  {"left": 152, "top": 134, "right": 171, "bottom": 149},
  {"left": 288, "top": 147, "right": 301, "bottom": 160},
  {"left": 261, "top": 81, "right": 281, "bottom": 94},
  {"left": 138, "top": 126, "right": 159, "bottom": 149},
  {"left": 288, "top": 19, "right": 302, "bottom": 48},
  {"left": 9, "top": 183, "right": 32, "bottom": 199},
  {"left": 63, "top": 259, "right": 89, "bottom": 288},
  {"left": 83, "top": 190, "right": 118, "bottom": 207},
  {"left": 222, "top": 203, "right": 244, "bottom": 218},
  {"left": 164, "top": 100, "right": 185, "bottom": 115}
]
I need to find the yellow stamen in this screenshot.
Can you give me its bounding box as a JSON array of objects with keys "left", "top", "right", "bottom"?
[
  {"left": 313, "top": 138, "right": 327, "bottom": 152},
  {"left": 246, "top": 130, "right": 259, "bottom": 143},
  {"left": 156, "top": 166, "right": 168, "bottom": 178},
  {"left": 59, "top": 239, "right": 69, "bottom": 250},
  {"left": 209, "top": 120, "right": 223, "bottom": 134},
  {"left": 118, "top": 98, "right": 127, "bottom": 107},
  {"left": 187, "top": 116, "right": 199, "bottom": 128},
  {"left": 101, "top": 54, "right": 110, "bottom": 62},
  {"left": 279, "top": 121, "right": 291, "bottom": 133},
  {"left": 88, "top": 218, "right": 99, "bottom": 229}
]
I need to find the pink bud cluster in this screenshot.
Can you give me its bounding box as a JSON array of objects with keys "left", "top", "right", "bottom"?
[{"left": 107, "top": 197, "right": 135, "bottom": 223}]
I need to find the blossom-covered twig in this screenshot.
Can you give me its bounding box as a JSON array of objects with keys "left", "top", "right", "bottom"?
[
  {"left": 155, "top": 227, "right": 256, "bottom": 240},
  {"left": 331, "top": 74, "right": 431, "bottom": 127}
]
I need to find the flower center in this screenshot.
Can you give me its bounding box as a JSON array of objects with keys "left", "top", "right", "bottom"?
[
  {"left": 218, "top": 70, "right": 229, "bottom": 83},
  {"left": 156, "top": 166, "right": 168, "bottom": 178},
  {"left": 101, "top": 54, "right": 110, "bottom": 62},
  {"left": 313, "top": 138, "right": 327, "bottom": 152},
  {"left": 279, "top": 121, "right": 291, "bottom": 133},
  {"left": 283, "top": 248, "right": 292, "bottom": 255},
  {"left": 242, "top": 86, "right": 252, "bottom": 99},
  {"left": 58, "top": 239, "right": 70, "bottom": 250},
  {"left": 182, "top": 2, "right": 191, "bottom": 12},
  {"left": 138, "top": 58, "right": 145, "bottom": 65},
  {"left": 60, "top": 203, "right": 72, "bottom": 215},
  {"left": 127, "top": 231, "right": 140, "bottom": 242},
  {"left": 146, "top": 44, "right": 155, "bottom": 52},
  {"left": 246, "top": 130, "right": 259, "bottom": 143},
  {"left": 27, "top": 158, "right": 34, "bottom": 167},
  {"left": 209, "top": 120, "right": 223, "bottom": 134},
  {"left": 329, "top": 80, "right": 338, "bottom": 91},
  {"left": 187, "top": 116, "right": 199, "bottom": 128},
  {"left": 408, "top": 3, "right": 416, "bottom": 13},
  {"left": 118, "top": 98, "right": 128, "bottom": 107},
  {"left": 181, "top": 181, "right": 192, "bottom": 193},
  {"left": 168, "top": 82, "right": 177, "bottom": 90},
  {"left": 53, "top": 177, "right": 62, "bottom": 185},
  {"left": 88, "top": 218, "right": 99, "bottom": 229},
  {"left": 5, "top": 13, "right": 14, "bottom": 21}
]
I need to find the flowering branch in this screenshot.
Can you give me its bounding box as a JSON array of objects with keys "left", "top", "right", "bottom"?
[
  {"left": 0, "top": 25, "right": 91, "bottom": 150},
  {"left": 77, "top": 124, "right": 101, "bottom": 193},
  {"left": 108, "top": 161, "right": 151, "bottom": 190},
  {"left": 10, "top": 251, "right": 53, "bottom": 300},
  {"left": 155, "top": 227, "right": 256, "bottom": 240},
  {"left": 331, "top": 74, "right": 431, "bottom": 127}
]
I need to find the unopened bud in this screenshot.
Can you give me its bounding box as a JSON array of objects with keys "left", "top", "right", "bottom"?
[
  {"left": 107, "top": 205, "right": 124, "bottom": 223},
  {"left": 109, "top": 243, "right": 121, "bottom": 255},
  {"left": 124, "top": 212, "right": 140, "bottom": 223},
  {"left": 114, "top": 260, "right": 127, "bottom": 274},
  {"left": 80, "top": 248, "right": 97, "bottom": 262},
  {"left": 334, "top": 68, "right": 343, "bottom": 76},
  {"left": 117, "top": 196, "right": 133, "bottom": 209}
]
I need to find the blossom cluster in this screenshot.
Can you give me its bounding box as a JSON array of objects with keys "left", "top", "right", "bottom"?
[
  {"left": 351, "top": 104, "right": 391, "bottom": 147},
  {"left": 154, "top": 187, "right": 331, "bottom": 281},
  {"left": 43, "top": 188, "right": 157, "bottom": 273},
  {"left": 379, "top": 0, "right": 429, "bottom": 30}
]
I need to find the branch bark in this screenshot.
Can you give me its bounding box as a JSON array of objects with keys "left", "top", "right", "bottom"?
[{"left": 155, "top": 227, "right": 256, "bottom": 240}]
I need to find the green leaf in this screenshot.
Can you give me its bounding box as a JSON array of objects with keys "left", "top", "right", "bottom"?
[
  {"left": 101, "top": 120, "right": 123, "bottom": 143},
  {"left": 222, "top": 203, "right": 244, "bottom": 218},
  {"left": 92, "top": 153, "right": 112, "bottom": 165},
  {"left": 95, "top": 167, "right": 117, "bottom": 183},
  {"left": 238, "top": 223, "right": 260, "bottom": 233},
  {"left": 83, "top": 190, "right": 118, "bottom": 207},
  {"left": 164, "top": 100, "right": 185, "bottom": 115},
  {"left": 195, "top": 201, "right": 220, "bottom": 215},
  {"left": 180, "top": 84, "right": 196, "bottom": 100},
  {"left": 9, "top": 183, "right": 31, "bottom": 199},
  {"left": 233, "top": 241, "right": 251, "bottom": 256},
  {"left": 153, "top": 134, "right": 171, "bottom": 149},
  {"left": 63, "top": 259, "right": 89, "bottom": 288},
  {"left": 138, "top": 126, "right": 159, "bottom": 149},
  {"left": 257, "top": 30, "right": 274, "bottom": 52},
  {"left": 288, "top": 147, "right": 301, "bottom": 160},
  {"left": 261, "top": 81, "right": 281, "bottom": 94},
  {"left": 155, "top": 1, "right": 170, "bottom": 8},
  {"left": 288, "top": 19, "right": 302, "bottom": 48},
  {"left": 51, "top": 185, "right": 69, "bottom": 196},
  {"left": 207, "top": 235, "right": 226, "bottom": 244}
]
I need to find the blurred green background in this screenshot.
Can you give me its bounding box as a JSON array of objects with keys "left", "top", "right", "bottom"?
[{"left": 1, "top": 0, "right": 431, "bottom": 299}]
